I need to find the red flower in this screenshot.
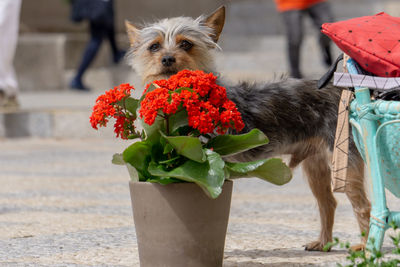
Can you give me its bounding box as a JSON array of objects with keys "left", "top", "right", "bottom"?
[
  {"left": 139, "top": 87, "right": 170, "bottom": 125},
  {"left": 91, "top": 71, "right": 244, "bottom": 138},
  {"left": 166, "top": 70, "right": 218, "bottom": 97},
  {"left": 139, "top": 70, "right": 245, "bottom": 135},
  {"left": 114, "top": 115, "right": 127, "bottom": 138},
  {"left": 90, "top": 83, "right": 135, "bottom": 139},
  {"left": 219, "top": 100, "right": 245, "bottom": 133}
]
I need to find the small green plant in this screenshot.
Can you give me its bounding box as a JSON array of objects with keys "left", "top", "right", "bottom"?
[{"left": 324, "top": 222, "right": 400, "bottom": 267}]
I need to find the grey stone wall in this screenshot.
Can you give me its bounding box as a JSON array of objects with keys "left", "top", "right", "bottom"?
[
  {"left": 21, "top": 0, "right": 391, "bottom": 36},
  {"left": 15, "top": 0, "right": 399, "bottom": 92},
  {"left": 20, "top": 0, "right": 225, "bottom": 33}
]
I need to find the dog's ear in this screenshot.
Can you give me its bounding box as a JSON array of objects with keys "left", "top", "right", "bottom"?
[
  {"left": 125, "top": 20, "right": 140, "bottom": 47},
  {"left": 205, "top": 6, "right": 225, "bottom": 43}
]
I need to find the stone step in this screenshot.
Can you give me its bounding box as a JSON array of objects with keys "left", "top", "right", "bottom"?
[
  {"left": 0, "top": 92, "right": 113, "bottom": 139},
  {"left": 15, "top": 33, "right": 130, "bottom": 92}
]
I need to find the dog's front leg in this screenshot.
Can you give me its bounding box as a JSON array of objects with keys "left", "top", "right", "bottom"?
[
  {"left": 302, "top": 152, "right": 337, "bottom": 251},
  {"left": 345, "top": 158, "right": 371, "bottom": 251}
]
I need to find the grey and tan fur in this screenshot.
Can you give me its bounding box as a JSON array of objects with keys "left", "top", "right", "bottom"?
[{"left": 125, "top": 6, "right": 371, "bottom": 251}]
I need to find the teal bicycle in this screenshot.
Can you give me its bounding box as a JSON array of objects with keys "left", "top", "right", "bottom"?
[{"left": 346, "top": 58, "right": 400, "bottom": 250}]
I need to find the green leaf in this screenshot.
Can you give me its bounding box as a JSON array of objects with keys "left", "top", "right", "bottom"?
[
  {"left": 150, "top": 142, "right": 166, "bottom": 163},
  {"left": 207, "top": 129, "right": 269, "bottom": 156},
  {"left": 173, "top": 87, "right": 193, "bottom": 93},
  {"left": 111, "top": 153, "right": 139, "bottom": 182},
  {"left": 168, "top": 109, "right": 188, "bottom": 134},
  {"left": 160, "top": 132, "right": 206, "bottom": 163},
  {"left": 139, "top": 115, "right": 164, "bottom": 144},
  {"left": 148, "top": 149, "right": 225, "bottom": 198},
  {"left": 122, "top": 140, "right": 153, "bottom": 180},
  {"left": 147, "top": 83, "right": 158, "bottom": 92},
  {"left": 158, "top": 156, "right": 180, "bottom": 165},
  {"left": 112, "top": 153, "right": 125, "bottom": 165},
  {"left": 127, "top": 133, "right": 140, "bottom": 139},
  {"left": 116, "top": 97, "right": 139, "bottom": 117},
  {"left": 225, "top": 158, "right": 292, "bottom": 185},
  {"left": 124, "top": 97, "right": 139, "bottom": 116},
  {"left": 146, "top": 177, "right": 182, "bottom": 185},
  {"left": 126, "top": 162, "right": 139, "bottom": 182},
  {"left": 163, "top": 143, "right": 174, "bottom": 154}
]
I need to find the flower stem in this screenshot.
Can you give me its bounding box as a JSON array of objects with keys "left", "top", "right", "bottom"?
[
  {"left": 165, "top": 114, "right": 170, "bottom": 136},
  {"left": 164, "top": 114, "right": 172, "bottom": 160}
]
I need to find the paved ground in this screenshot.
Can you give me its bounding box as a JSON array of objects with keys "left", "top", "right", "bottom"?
[{"left": 1, "top": 138, "right": 400, "bottom": 266}]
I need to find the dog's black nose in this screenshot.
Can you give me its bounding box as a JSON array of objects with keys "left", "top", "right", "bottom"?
[{"left": 161, "top": 56, "right": 176, "bottom": 67}]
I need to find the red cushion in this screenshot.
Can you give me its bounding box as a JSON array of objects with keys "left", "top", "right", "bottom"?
[{"left": 322, "top": 12, "right": 400, "bottom": 77}]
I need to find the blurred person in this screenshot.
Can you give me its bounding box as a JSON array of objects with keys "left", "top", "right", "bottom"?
[
  {"left": 69, "top": 0, "right": 125, "bottom": 91},
  {"left": 0, "top": 0, "right": 22, "bottom": 107},
  {"left": 274, "top": 0, "right": 334, "bottom": 78}
]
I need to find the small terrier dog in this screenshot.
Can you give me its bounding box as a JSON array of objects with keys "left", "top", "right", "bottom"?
[{"left": 125, "top": 6, "right": 371, "bottom": 251}]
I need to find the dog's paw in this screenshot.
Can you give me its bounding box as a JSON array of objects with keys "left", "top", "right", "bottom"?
[
  {"left": 304, "top": 241, "right": 327, "bottom": 251},
  {"left": 350, "top": 243, "right": 365, "bottom": 251}
]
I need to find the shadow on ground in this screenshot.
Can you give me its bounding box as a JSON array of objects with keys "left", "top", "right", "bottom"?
[
  {"left": 224, "top": 246, "right": 397, "bottom": 266},
  {"left": 224, "top": 248, "right": 347, "bottom": 266},
  {"left": 226, "top": 248, "right": 345, "bottom": 258},
  {"left": 224, "top": 262, "right": 318, "bottom": 267}
]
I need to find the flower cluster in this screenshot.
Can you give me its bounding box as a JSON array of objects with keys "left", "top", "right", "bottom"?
[
  {"left": 90, "top": 70, "right": 245, "bottom": 138},
  {"left": 139, "top": 70, "right": 244, "bottom": 134},
  {"left": 90, "top": 83, "right": 135, "bottom": 139}
]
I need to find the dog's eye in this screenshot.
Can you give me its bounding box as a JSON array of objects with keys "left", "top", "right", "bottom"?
[
  {"left": 179, "top": 40, "right": 193, "bottom": 51},
  {"left": 148, "top": 43, "right": 161, "bottom": 52}
]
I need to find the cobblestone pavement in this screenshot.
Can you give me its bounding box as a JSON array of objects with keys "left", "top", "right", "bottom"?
[{"left": 1, "top": 138, "right": 400, "bottom": 266}]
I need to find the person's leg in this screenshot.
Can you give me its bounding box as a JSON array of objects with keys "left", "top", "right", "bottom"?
[
  {"left": 102, "top": 0, "right": 124, "bottom": 64},
  {"left": 281, "top": 9, "right": 304, "bottom": 78},
  {"left": 307, "top": 1, "right": 334, "bottom": 67},
  {"left": 0, "top": 0, "right": 21, "bottom": 105},
  {"left": 106, "top": 23, "right": 125, "bottom": 63},
  {"left": 103, "top": 8, "right": 125, "bottom": 65},
  {"left": 71, "top": 21, "right": 104, "bottom": 90}
]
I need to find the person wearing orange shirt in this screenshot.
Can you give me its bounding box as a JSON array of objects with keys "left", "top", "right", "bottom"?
[{"left": 275, "top": 0, "right": 334, "bottom": 78}]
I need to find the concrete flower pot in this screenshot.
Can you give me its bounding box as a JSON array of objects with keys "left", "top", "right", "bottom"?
[{"left": 129, "top": 180, "right": 233, "bottom": 267}]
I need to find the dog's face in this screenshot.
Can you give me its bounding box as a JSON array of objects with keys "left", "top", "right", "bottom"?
[{"left": 125, "top": 6, "right": 225, "bottom": 85}]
